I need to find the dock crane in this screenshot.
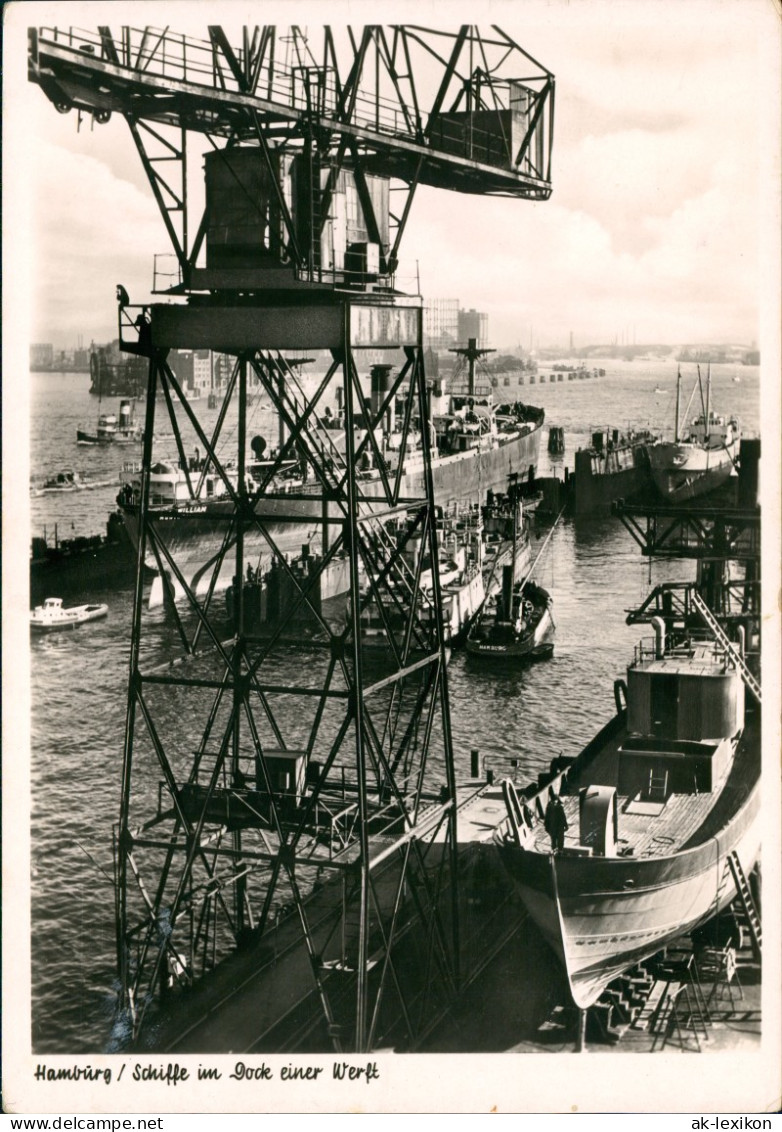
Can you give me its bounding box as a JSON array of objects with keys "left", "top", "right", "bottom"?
[{"left": 29, "top": 24, "right": 554, "bottom": 1053}]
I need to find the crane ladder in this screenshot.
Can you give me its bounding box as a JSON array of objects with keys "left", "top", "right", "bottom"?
[
  {"left": 727, "top": 851, "right": 762, "bottom": 962},
  {"left": 690, "top": 590, "right": 761, "bottom": 704}
]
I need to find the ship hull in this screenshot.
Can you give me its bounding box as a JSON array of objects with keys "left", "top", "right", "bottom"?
[
  {"left": 30, "top": 518, "right": 147, "bottom": 605},
  {"left": 123, "top": 424, "right": 542, "bottom": 605},
  {"left": 645, "top": 440, "right": 738, "bottom": 502},
  {"left": 573, "top": 446, "right": 654, "bottom": 514},
  {"left": 465, "top": 607, "right": 554, "bottom": 660},
  {"left": 496, "top": 716, "right": 761, "bottom": 1009}
]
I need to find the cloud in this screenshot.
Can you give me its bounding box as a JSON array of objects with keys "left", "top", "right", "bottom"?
[
  {"left": 17, "top": 1, "right": 770, "bottom": 352},
  {"left": 29, "top": 141, "right": 164, "bottom": 343}
]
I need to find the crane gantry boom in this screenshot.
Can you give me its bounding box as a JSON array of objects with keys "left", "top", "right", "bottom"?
[
  {"left": 30, "top": 24, "right": 554, "bottom": 287},
  {"left": 30, "top": 24, "right": 554, "bottom": 194}
]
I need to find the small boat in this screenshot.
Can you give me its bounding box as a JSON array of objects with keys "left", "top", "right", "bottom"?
[
  {"left": 33, "top": 469, "right": 117, "bottom": 495},
  {"left": 77, "top": 398, "right": 142, "bottom": 445},
  {"left": 653, "top": 386, "right": 667, "bottom": 394},
  {"left": 644, "top": 367, "right": 740, "bottom": 501},
  {"left": 495, "top": 611, "right": 760, "bottom": 1011},
  {"left": 34, "top": 470, "right": 86, "bottom": 494},
  {"left": 30, "top": 597, "right": 109, "bottom": 633}
]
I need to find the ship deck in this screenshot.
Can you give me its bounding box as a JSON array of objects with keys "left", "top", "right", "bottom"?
[{"left": 522, "top": 714, "right": 758, "bottom": 860}]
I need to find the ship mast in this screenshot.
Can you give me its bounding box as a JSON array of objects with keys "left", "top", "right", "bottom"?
[{"left": 449, "top": 337, "right": 495, "bottom": 397}]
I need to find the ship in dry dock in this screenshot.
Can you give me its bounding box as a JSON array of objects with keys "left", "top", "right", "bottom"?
[
  {"left": 496, "top": 614, "right": 760, "bottom": 1009},
  {"left": 573, "top": 426, "right": 658, "bottom": 514},
  {"left": 494, "top": 432, "right": 763, "bottom": 1017}
]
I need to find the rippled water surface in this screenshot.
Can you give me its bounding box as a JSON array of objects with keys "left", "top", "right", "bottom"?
[{"left": 27, "top": 361, "right": 759, "bottom": 1051}]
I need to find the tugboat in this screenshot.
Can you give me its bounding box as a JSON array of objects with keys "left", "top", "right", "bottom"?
[
  {"left": 495, "top": 609, "right": 761, "bottom": 1011},
  {"left": 465, "top": 502, "right": 555, "bottom": 661},
  {"left": 77, "top": 398, "right": 142, "bottom": 445}
]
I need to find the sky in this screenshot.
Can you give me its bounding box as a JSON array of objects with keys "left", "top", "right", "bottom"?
[{"left": 5, "top": 0, "right": 781, "bottom": 352}]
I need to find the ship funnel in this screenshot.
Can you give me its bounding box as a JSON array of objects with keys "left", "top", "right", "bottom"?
[
  {"left": 119, "top": 400, "right": 131, "bottom": 425},
  {"left": 501, "top": 563, "right": 513, "bottom": 620},
  {"left": 370, "top": 364, "right": 394, "bottom": 431},
  {"left": 651, "top": 616, "right": 666, "bottom": 659}
]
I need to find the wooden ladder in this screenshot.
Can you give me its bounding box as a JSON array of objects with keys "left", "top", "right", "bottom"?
[{"left": 727, "top": 851, "right": 762, "bottom": 961}]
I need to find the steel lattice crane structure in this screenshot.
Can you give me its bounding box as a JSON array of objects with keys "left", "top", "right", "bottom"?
[{"left": 29, "top": 24, "right": 554, "bottom": 1052}]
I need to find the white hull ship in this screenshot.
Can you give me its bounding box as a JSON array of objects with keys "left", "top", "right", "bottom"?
[
  {"left": 30, "top": 597, "right": 109, "bottom": 633},
  {"left": 118, "top": 389, "right": 543, "bottom": 606},
  {"left": 645, "top": 369, "right": 740, "bottom": 502},
  {"left": 496, "top": 617, "right": 760, "bottom": 1009}
]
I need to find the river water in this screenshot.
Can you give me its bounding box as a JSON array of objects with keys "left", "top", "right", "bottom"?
[{"left": 25, "top": 359, "right": 759, "bottom": 1052}]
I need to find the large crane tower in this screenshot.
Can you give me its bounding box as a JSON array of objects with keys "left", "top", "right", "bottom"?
[{"left": 29, "top": 23, "right": 554, "bottom": 1052}]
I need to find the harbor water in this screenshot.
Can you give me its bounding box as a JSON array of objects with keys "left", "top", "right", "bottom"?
[{"left": 26, "top": 360, "right": 759, "bottom": 1052}]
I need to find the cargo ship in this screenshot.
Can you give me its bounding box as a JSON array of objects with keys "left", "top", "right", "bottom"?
[
  {"left": 495, "top": 614, "right": 760, "bottom": 1010},
  {"left": 118, "top": 378, "right": 543, "bottom": 606}
]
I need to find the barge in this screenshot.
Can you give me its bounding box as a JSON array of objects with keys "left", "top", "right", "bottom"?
[{"left": 573, "top": 428, "right": 657, "bottom": 514}]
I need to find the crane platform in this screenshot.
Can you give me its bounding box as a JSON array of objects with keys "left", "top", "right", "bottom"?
[{"left": 129, "top": 779, "right": 525, "bottom": 1054}]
